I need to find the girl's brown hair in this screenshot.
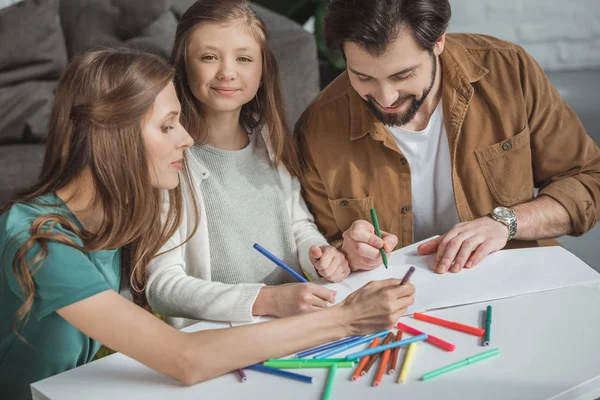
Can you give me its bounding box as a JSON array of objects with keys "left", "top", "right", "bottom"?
[
  {"left": 2, "top": 48, "right": 197, "bottom": 334},
  {"left": 170, "top": 0, "right": 301, "bottom": 177}
]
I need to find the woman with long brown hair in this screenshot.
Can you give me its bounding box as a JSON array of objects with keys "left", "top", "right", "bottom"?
[
  {"left": 147, "top": 0, "right": 360, "bottom": 329},
  {"left": 0, "top": 48, "right": 414, "bottom": 400}
]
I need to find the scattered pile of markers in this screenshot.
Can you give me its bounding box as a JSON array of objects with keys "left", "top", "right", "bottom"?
[
  {"left": 236, "top": 262, "right": 498, "bottom": 399},
  {"left": 249, "top": 228, "right": 497, "bottom": 397}
]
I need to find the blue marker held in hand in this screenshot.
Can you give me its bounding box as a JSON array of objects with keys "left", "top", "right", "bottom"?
[{"left": 253, "top": 243, "right": 309, "bottom": 283}]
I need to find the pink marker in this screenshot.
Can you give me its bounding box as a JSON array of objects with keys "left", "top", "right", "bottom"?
[{"left": 396, "top": 321, "right": 456, "bottom": 352}]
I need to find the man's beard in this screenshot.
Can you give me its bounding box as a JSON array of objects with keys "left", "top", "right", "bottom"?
[{"left": 363, "top": 51, "right": 437, "bottom": 127}]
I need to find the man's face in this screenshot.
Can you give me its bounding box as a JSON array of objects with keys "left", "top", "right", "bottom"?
[{"left": 345, "top": 30, "right": 441, "bottom": 127}]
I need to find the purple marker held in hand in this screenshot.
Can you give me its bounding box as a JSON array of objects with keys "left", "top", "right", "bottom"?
[{"left": 400, "top": 266, "right": 415, "bottom": 285}]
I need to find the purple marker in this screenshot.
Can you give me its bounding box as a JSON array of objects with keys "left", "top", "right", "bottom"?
[
  {"left": 236, "top": 369, "right": 247, "bottom": 382},
  {"left": 400, "top": 266, "right": 415, "bottom": 285}
]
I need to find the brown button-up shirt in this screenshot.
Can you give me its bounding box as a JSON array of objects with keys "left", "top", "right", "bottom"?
[{"left": 295, "top": 34, "right": 600, "bottom": 250}]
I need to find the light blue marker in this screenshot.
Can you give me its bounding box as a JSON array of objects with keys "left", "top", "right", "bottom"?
[
  {"left": 314, "top": 330, "right": 389, "bottom": 359},
  {"left": 345, "top": 333, "right": 428, "bottom": 360},
  {"left": 297, "top": 336, "right": 363, "bottom": 358}
]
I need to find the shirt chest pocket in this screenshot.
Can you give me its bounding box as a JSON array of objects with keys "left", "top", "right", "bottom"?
[
  {"left": 328, "top": 196, "right": 375, "bottom": 232},
  {"left": 474, "top": 126, "right": 535, "bottom": 206}
]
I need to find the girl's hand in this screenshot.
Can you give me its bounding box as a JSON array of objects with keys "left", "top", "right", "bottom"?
[{"left": 309, "top": 245, "right": 351, "bottom": 283}]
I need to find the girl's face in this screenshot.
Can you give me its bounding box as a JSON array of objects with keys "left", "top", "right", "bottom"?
[
  {"left": 185, "top": 19, "right": 263, "bottom": 114},
  {"left": 142, "top": 82, "right": 193, "bottom": 190}
]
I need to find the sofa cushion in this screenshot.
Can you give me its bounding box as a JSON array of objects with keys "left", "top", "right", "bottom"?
[
  {"left": 127, "top": 9, "right": 178, "bottom": 58},
  {"left": 0, "top": 0, "right": 67, "bottom": 87},
  {"left": 0, "top": 143, "right": 45, "bottom": 206},
  {"left": 0, "top": 81, "right": 57, "bottom": 143},
  {"left": 59, "top": 0, "right": 175, "bottom": 58},
  {"left": 252, "top": 4, "right": 319, "bottom": 128},
  {"left": 0, "top": 0, "right": 67, "bottom": 142}
]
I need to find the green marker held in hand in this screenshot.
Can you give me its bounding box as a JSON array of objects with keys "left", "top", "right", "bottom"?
[{"left": 370, "top": 208, "right": 388, "bottom": 269}]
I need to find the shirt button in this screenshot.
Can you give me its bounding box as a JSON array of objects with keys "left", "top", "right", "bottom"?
[
  {"left": 402, "top": 205, "right": 411, "bottom": 214},
  {"left": 400, "top": 157, "right": 407, "bottom": 165},
  {"left": 502, "top": 142, "right": 512, "bottom": 151},
  {"left": 340, "top": 200, "right": 349, "bottom": 207}
]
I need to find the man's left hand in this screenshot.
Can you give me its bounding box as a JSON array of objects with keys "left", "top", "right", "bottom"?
[{"left": 417, "top": 217, "right": 510, "bottom": 274}]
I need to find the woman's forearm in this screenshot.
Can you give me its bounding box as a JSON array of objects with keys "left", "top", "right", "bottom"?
[
  {"left": 60, "top": 280, "right": 414, "bottom": 387},
  {"left": 245, "top": 280, "right": 415, "bottom": 370},
  {"left": 60, "top": 290, "right": 347, "bottom": 386},
  {"left": 182, "top": 305, "right": 349, "bottom": 384}
]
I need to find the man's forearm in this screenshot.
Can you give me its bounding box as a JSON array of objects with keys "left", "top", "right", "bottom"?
[{"left": 512, "top": 195, "right": 573, "bottom": 240}]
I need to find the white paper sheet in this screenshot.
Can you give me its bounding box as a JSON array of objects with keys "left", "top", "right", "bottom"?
[
  {"left": 313, "top": 260, "right": 427, "bottom": 314},
  {"left": 232, "top": 258, "right": 414, "bottom": 326},
  {"left": 233, "top": 237, "right": 600, "bottom": 326},
  {"left": 387, "top": 239, "right": 600, "bottom": 311}
]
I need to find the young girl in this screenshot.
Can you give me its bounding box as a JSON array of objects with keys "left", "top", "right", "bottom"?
[
  {"left": 146, "top": 0, "right": 351, "bottom": 328},
  {"left": 0, "top": 48, "right": 415, "bottom": 400}
]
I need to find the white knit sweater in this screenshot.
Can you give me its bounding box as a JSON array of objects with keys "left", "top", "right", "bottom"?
[{"left": 146, "top": 127, "right": 328, "bottom": 329}]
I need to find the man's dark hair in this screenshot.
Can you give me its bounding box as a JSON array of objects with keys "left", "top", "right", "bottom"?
[{"left": 324, "top": 0, "right": 451, "bottom": 56}]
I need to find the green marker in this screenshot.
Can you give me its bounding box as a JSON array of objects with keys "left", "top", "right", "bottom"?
[
  {"left": 484, "top": 305, "right": 492, "bottom": 346},
  {"left": 322, "top": 364, "right": 337, "bottom": 400},
  {"left": 422, "top": 348, "right": 500, "bottom": 381},
  {"left": 263, "top": 361, "right": 354, "bottom": 369},
  {"left": 265, "top": 358, "right": 347, "bottom": 363},
  {"left": 370, "top": 208, "right": 388, "bottom": 268}
]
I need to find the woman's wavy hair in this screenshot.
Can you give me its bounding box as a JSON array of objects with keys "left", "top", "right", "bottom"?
[{"left": 2, "top": 48, "right": 198, "bottom": 335}]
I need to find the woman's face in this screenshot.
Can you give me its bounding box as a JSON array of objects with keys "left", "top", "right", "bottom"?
[{"left": 142, "top": 82, "right": 193, "bottom": 190}]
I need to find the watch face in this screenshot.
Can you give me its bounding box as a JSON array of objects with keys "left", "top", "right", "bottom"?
[{"left": 494, "top": 207, "right": 512, "bottom": 218}]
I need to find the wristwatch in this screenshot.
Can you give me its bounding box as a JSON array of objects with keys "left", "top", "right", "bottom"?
[{"left": 487, "top": 206, "right": 517, "bottom": 241}]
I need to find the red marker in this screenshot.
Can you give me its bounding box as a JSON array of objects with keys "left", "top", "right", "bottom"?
[
  {"left": 413, "top": 312, "right": 485, "bottom": 337},
  {"left": 396, "top": 322, "right": 456, "bottom": 352}
]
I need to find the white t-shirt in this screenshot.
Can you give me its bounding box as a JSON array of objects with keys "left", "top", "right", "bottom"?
[{"left": 387, "top": 102, "right": 461, "bottom": 242}]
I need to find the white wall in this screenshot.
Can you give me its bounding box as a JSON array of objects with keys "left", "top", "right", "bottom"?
[{"left": 448, "top": 0, "right": 600, "bottom": 71}]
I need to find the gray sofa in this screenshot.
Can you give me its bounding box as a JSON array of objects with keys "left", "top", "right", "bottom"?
[{"left": 0, "top": 0, "right": 319, "bottom": 205}]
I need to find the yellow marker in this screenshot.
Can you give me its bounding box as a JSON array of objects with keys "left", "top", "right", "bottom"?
[
  {"left": 302, "top": 271, "right": 313, "bottom": 282},
  {"left": 398, "top": 342, "right": 417, "bottom": 383}
]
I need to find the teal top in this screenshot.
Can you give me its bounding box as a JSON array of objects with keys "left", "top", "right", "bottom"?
[{"left": 0, "top": 193, "right": 121, "bottom": 400}]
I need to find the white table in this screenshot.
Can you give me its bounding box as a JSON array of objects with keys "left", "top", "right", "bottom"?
[{"left": 32, "top": 283, "right": 600, "bottom": 400}]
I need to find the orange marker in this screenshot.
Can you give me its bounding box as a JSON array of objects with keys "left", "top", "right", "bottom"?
[
  {"left": 388, "top": 331, "right": 403, "bottom": 375},
  {"left": 363, "top": 332, "right": 394, "bottom": 375},
  {"left": 373, "top": 345, "right": 393, "bottom": 386},
  {"left": 351, "top": 337, "right": 381, "bottom": 380}
]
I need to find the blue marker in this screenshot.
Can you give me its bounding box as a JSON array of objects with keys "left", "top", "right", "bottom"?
[
  {"left": 314, "top": 330, "right": 389, "bottom": 359},
  {"left": 345, "top": 333, "right": 428, "bottom": 360},
  {"left": 246, "top": 364, "right": 313, "bottom": 383},
  {"left": 253, "top": 243, "right": 308, "bottom": 283},
  {"left": 297, "top": 336, "right": 363, "bottom": 358}
]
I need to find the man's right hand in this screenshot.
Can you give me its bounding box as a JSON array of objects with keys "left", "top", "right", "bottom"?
[
  {"left": 341, "top": 220, "right": 398, "bottom": 271},
  {"left": 253, "top": 283, "right": 337, "bottom": 318}
]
